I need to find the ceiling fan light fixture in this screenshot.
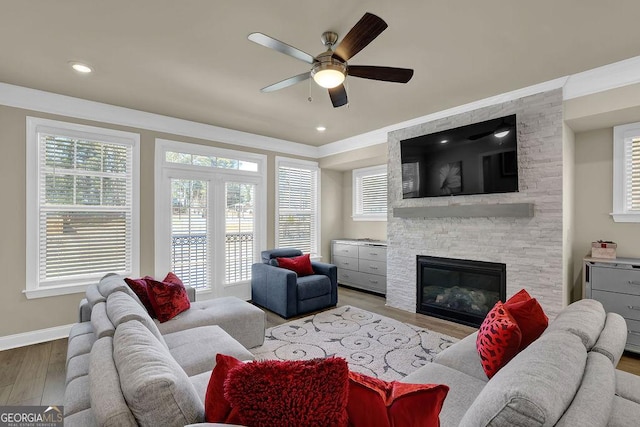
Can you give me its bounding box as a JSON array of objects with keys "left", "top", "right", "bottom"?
[{"left": 311, "top": 60, "right": 346, "bottom": 89}]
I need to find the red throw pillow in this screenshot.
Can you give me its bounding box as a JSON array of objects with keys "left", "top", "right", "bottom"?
[
  {"left": 276, "top": 253, "right": 315, "bottom": 277},
  {"left": 204, "top": 354, "right": 244, "bottom": 424},
  {"left": 145, "top": 274, "right": 191, "bottom": 322},
  {"left": 124, "top": 276, "right": 157, "bottom": 318},
  {"left": 504, "top": 292, "right": 548, "bottom": 350},
  {"left": 476, "top": 301, "right": 522, "bottom": 378},
  {"left": 505, "top": 288, "right": 532, "bottom": 305},
  {"left": 224, "top": 357, "right": 349, "bottom": 427},
  {"left": 346, "top": 371, "right": 449, "bottom": 427}
]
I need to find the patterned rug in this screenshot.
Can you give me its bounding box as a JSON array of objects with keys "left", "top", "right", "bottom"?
[{"left": 251, "top": 305, "right": 458, "bottom": 381}]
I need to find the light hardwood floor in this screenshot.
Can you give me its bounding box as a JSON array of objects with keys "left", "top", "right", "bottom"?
[{"left": 2, "top": 286, "right": 639, "bottom": 406}]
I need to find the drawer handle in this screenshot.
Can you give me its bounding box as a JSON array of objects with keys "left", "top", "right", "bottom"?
[
  {"left": 629, "top": 330, "right": 640, "bottom": 337},
  {"left": 369, "top": 280, "right": 379, "bottom": 284},
  {"left": 343, "top": 262, "right": 349, "bottom": 265},
  {"left": 627, "top": 305, "right": 640, "bottom": 311},
  {"left": 628, "top": 281, "right": 640, "bottom": 286},
  {"left": 368, "top": 266, "right": 378, "bottom": 270},
  {"left": 369, "top": 252, "right": 379, "bottom": 256}
]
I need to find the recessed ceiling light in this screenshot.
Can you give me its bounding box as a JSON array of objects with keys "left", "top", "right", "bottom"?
[
  {"left": 316, "top": 126, "right": 326, "bottom": 132},
  {"left": 70, "top": 62, "right": 93, "bottom": 73},
  {"left": 440, "top": 139, "right": 448, "bottom": 144}
]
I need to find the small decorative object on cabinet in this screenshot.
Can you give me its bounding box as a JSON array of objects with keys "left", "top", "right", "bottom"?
[
  {"left": 583, "top": 256, "right": 640, "bottom": 354},
  {"left": 331, "top": 239, "right": 387, "bottom": 295}
]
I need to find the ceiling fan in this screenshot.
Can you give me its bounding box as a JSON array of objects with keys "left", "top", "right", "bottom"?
[{"left": 248, "top": 12, "right": 414, "bottom": 108}]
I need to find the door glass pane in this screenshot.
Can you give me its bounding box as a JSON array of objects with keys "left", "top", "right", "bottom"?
[
  {"left": 171, "top": 179, "right": 209, "bottom": 289},
  {"left": 225, "top": 182, "right": 255, "bottom": 284}
]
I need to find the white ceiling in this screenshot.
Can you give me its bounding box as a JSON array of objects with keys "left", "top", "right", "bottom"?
[{"left": 2, "top": 0, "right": 640, "bottom": 147}]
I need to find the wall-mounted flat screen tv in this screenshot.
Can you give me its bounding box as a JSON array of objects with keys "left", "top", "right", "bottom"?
[{"left": 400, "top": 114, "right": 518, "bottom": 199}]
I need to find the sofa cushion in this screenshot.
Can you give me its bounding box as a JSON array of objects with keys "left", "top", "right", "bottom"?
[
  {"left": 85, "top": 283, "right": 106, "bottom": 307},
  {"left": 90, "top": 301, "right": 115, "bottom": 339},
  {"left": 607, "top": 395, "right": 640, "bottom": 427},
  {"left": 146, "top": 277, "right": 191, "bottom": 322},
  {"left": 615, "top": 369, "right": 640, "bottom": 405},
  {"left": 434, "top": 331, "right": 488, "bottom": 382},
  {"left": 66, "top": 331, "right": 96, "bottom": 364},
  {"left": 106, "top": 291, "right": 168, "bottom": 349},
  {"left": 297, "top": 275, "right": 332, "bottom": 300},
  {"left": 163, "top": 325, "right": 254, "bottom": 376},
  {"left": 124, "top": 276, "right": 157, "bottom": 317},
  {"left": 64, "top": 375, "right": 91, "bottom": 416},
  {"left": 113, "top": 320, "right": 204, "bottom": 427},
  {"left": 401, "top": 362, "right": 486, "bottom": 427},
  {"left": 276, "top": 253, "right": 314, "bottom": 276},
  {"left": 156, "top": 296, "right": 265, "bottom": 349},
  {"left": 460, "top": 330, "right": 586, "bottom": 427},
  {"left": 592, "top": 312, "right": 627, "bottom": 366},
  {"left": 544, "top": 298, "right": 605, "bottom": 350},
  {"left": 89, "top": 337, "right": 137, "bottom": 427},
  {"left": 346, "top": 370, "right": 449, "bottom": 427},
  {"left": 63, "top": 408, "right": 96, "bottom": 427},
  {"left": 556, "top": 351, "right": 614, "bottom": 427},
  {"left": 476, "top": 301, "right": 522, "bottom": 378},
  {"left": 504, "top": 290, "right": 548, "bottom": 350},
  {"left": 65, "top": 353, "right": 90, "bottom": 385},
  {"left": 98, "top": 273, "right": 144, "bottom": 308},
  {"left": 224, "top": 357, "right": 350, "bottom": 427}
]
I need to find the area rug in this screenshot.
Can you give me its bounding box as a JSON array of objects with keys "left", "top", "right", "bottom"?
[{"left": 251, "top": 305, "right": 459, "bottom": 381}]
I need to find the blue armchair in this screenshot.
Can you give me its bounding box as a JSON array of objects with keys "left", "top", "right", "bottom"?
[{"left": 251, "top": 249, "right": 338, "bottom": 318}]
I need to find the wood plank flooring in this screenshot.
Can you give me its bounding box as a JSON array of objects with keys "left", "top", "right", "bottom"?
[{"left": 1, "top": 286, "right": 639, "bottom": 406}]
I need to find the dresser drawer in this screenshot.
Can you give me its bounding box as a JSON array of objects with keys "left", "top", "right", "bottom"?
[
  {"left": 591, "top": 265, "right": 640, "bottom": 295},
  {"left": 592, "top": 290, "right": 640, "bottom": 321},
  {"left": 332, "top": 243, "right": 358, "bottom": 258},
  {"left": 333, "top": 255, "right": 358, "bottom": 271},
  {"left": 358, "top": 259, "right": 387, "bottom": 276},
  {"left": 337, "top": 270, "right": 386, "bottom": 294},
  {"left": 627, "top": 318, "right": 640, "bottom": 350},
  {"left": 358, "top": 245, "right": 387, "bottom": 262}
]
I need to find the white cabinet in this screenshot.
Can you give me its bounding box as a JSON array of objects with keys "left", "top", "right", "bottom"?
[
  {"left": 332, "top": 239, "right": 387, "bottom": 295},
  {"left": 584, "top": 256, "right": 640, "bottom": 354}
]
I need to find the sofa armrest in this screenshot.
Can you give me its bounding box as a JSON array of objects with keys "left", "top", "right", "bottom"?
[
  {"left": 185, "top": 285, "right": 196, "bottom": 302},
  {"left": 312, "top": 261, "right": 338, "bottom": 305},
  {"left": 251, "top": 263, "right": 298, "bottom": 317},
  {"left": 79, "top": 298, "right": 92, "bottom": 322}
]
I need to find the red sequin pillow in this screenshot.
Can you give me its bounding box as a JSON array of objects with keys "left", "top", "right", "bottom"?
[
  {"left": 476, "top": 301, "right": 522, "bottom": 378},
  {"left": 145, "top": 272, "right": 191, "bottom": 322},
  {"left": 504, "top": 290, "right": 548, "bottom": 350},
  {"left": 124, "top": 276, "right": 156, "bottom": 317},
  {"left": 346, "top": 371, "right": 449, "bottom": 427},
  {"left": 224, "top": 357, "right": 349, "bottom": 427},
  {"left": 276, "top": 253, "right": 315, "bottom": 277}
]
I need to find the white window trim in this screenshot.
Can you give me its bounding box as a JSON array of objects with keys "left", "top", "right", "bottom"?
[
  {"left": 352, "top": 164, "right": 388, "bottom": 222},
  {"left": 154, "top": 139, "right": 267, "bottom": 296},
  {"left": 275, "top": 156, "right": 321, "bottom": 258},
  {"left": 25, "top": 117, "right": 140, "bottom": 299},
  {"left": 612, "top": 122, "right": 640, "bottom": 222}
]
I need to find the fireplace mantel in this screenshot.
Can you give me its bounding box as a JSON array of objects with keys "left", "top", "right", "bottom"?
[{"left": 393, "top": 202, "right": 534, "bottom": 219}]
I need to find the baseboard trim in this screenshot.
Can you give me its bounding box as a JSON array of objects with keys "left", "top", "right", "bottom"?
[{"left": 0, "top": 324, "right": 74, "bottom": 351}]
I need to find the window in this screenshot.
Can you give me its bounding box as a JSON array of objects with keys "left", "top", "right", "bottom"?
[
  {"left": 26, "top": 117, "right": 139, "bottom": 298},
  {"left": 155, "top": 139, "right": 266, "bottom": 295},
  {"left": 353, "top": 165, "right": 388, "bottom": 221},
  {"left": 276, "top": 157, "right": 320, "bottom": 257},
  {"left": 613, "top": 122, "right": 640, "bottom": 222}
]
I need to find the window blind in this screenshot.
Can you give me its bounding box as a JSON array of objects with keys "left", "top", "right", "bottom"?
[
  {"left": 627, "top": 137, "right": 640, "bottom": 211},
  {"left": 39, "top": 134, "right": 133, "bottom": 282},
  {"left": 356, "top": 172, "right": 387, "bottom": 215},
  {"left": 277, "top": 164, "right": 317, "bottom": 254}
]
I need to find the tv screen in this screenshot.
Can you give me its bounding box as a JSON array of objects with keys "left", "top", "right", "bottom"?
[{"left": 400, "top": 114, "right": 518, "bottom": 199}]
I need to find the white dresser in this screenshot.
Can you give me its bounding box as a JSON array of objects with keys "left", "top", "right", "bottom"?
[
  {"left": 331, "top": 239, "right": 387, "bottom": 295},
  {"left": 584, "top": 256, "right": 640, "bottom": 354}
]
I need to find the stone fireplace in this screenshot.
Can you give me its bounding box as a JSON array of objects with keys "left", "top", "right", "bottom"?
[
  {"left": 416, "top": 255, "right": 506, "bottom": 327},
  {"left": 386, "top": 88, "right": 569, "bottom": 320}
]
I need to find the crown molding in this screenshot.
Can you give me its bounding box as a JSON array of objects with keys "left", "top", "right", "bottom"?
[
  {"left": 0, "top": 82, "right": 318, "bottom": 158},
  {"left": 318, "top": 77, "right": 568, "bottom": 158},
  {"left": 563, "top": 55, "right": 640, "bottom": 100}
]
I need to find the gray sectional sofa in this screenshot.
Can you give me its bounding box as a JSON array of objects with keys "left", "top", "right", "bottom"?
[
  {"left": 402, "top": 299, "right": 640, "bottom": 426},
  {"left": 63, "top": 274, "right": 265, "bottom": 426}
]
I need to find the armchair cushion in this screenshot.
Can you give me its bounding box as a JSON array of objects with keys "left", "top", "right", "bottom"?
[{"left": 297, "top": 275, "right": 332, "bottom": 300}]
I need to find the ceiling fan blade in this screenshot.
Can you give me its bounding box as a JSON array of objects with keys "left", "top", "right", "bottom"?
[
  {"left": 248, "top": 32, "right": 316, "bottom": 64},
  {"left": 261, "top": 72, "right": 310, "bottom": 92},
  {"left": 333, "top": 13, "right": 388, "bottom": 61},
  {"left": 348, "top": 65, "right": 414, "bottom": 83},
  {"left": 329, "top": 84, "right": 348, "bottom": 108}
]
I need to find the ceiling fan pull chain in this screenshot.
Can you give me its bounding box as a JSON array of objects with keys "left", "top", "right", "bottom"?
[{"left": 308, "top": 77, "right": 313, "bottom": 103}]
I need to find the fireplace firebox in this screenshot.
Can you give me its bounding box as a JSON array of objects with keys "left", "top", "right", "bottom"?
[{"left": 416, "top": 255, "right": 506, "bottom": 327}]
